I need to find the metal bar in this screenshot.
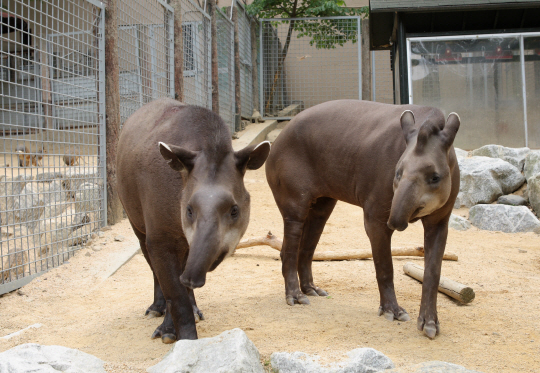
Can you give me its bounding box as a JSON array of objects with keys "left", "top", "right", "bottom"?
[
  {"left": 371, "top": 50, "right": 376, "bottom": 101},
  {"left": 261, "top": 16, "right": 361, "bottom": 21},
  {"left": 520, "top": 34, "right": 528, "bottom": 148},
  {"left": 99, "top": 5, "right": 107, "bottom": 227},
  {"left": 358, "top": 16, "right": 362, "bottom": 100},
  {"left": 156, "top": 0, "right": 174, "bottom": 13},
  {"left": 259, "top": 19, "right": 264, "bottom": 118},
  {"left": 406, "top": 38, "right": 413, "bottom": 104},
  {"left": 408, "top": 31, "right": 540, "bottom": 42},
  {"left": 0, "top": 272, "right": 47, "bottom": 295}
]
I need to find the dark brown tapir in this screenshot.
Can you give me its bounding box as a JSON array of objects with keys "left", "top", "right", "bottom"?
[
  {"left": 117, "top": 98, "right": 270, "bottom": 342},
  {"left": 265, "top": 99, "right": 460, "bottom": 339}
]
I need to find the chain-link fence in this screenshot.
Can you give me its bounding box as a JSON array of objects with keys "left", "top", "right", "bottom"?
[
  {"left": 216, "top": 7, "right": 235, "bottom": 134},
  {"left": 117, "top": 0, "right": 174, "bottom": 125},
  {"left": 235, "top": 0, "right": 254, "bottom": 119},
  {"left": 0, "top": 0, "right": 106, "bottom": 294},
  {"left": 260, "top": 16, "right": 361, "bottom": 120},
  {"left": 181, "top": 0, "right": 211, "bottom": 109},
  {"left": 372, "top": 50, "right": 393, "bottom": 104}
]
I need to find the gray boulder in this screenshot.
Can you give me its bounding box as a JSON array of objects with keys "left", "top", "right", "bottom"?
[
  {"left": 36, "top": 171, "right": 64, "bottom": 182},
  {"left": 14, "top": 183, "right": 45, "bottom": 227},
  {"left": 271, "top": 348, "right": 394, "bottom": 373},
  {"left": 63, "top": 167, "right": 100, "bottom": 192},
  {"left": 453, "top": 148, "right": 469, "bottom": 159},
  {"left": 527, "top": 174, "right": 540, "bottom": 216},
  {"left": 469, "top": 204, "right": 540, "bottom": 233},
  {"left": 74, "top": 182, "right": 102, "bottom": 213},
  {"left": 386, "top": 361, "right": 482, "bottom": 373},
  {"left": 454, "top": 157, "right": 525, "bottom": 208},
  {"left": 0, "top": 343, "right": 106, "bottom": 373},
  {"left": 524, "top": 151, "right": 540, "bottom": 181},
  {"left": 0, "top": 174, "right": 34, "bottom": 226},
  {"left": 147, "top": 328, "right": 264, "bottom": 373},
  {"left": 471, "top": 144, "right": 529, "bottom": 171},
  {"left": 448, "top": 214, "right": 471, "bottom": 231},
  {"left": 497, "top": 194, "right": 527, "bottom": 206}
]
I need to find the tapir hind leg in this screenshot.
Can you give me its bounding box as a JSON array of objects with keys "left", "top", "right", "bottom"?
[
  {"left": 417, "top": 217, "right": 449, "bottom": 339},
  {"left": 298, "top": 197, "right": 337, "bottom": 297},
  {"left": 363, "top": 211, "right": 410, "bottom": 322}
]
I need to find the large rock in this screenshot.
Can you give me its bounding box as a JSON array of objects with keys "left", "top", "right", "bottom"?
[
  {"left": 471, "top": 145, "right": 529, "bottom": 171},
  {"left": 448, "top": 214, "right": 471, "bottom": 231},
  {"left": 524, "top": 151, "right": 540, "bottom": 181},
  {"left": 454, "top": 157, "right": 525, "bottom": 208},
  {"left": 0, "top": 226, "right": 43, "bottom": 283},
  {"left": 497, "top": 194, "right": 527, "bottom": 206},
  {"left": 63, "top": 167, "right": 100, "bottom": 192},
  {"left": 147, "top": 328, "right": 264, "bottom": 373},
  {"left": 0, "top": 343, "right": 106, "bottom": 373},
  {"left": 453, "top": 148, "right": 469, "bottom": 159},
  {"left": 74, "top": 182, "right": 102, "bottom": 213},
  {"left": 36, "top": 171, "right": 64, "bottom": 182},
  {"left": 527, "top": 174, "right": 540, "bottom": 216},
  {"left": 13, "top": 183, "right": 46, "bottom": 228},
  {"left": 270, "top": 348, "right": 394, "bottom": 373},
  {"left": 386, "top": 361, "right": 482, "bottom": 373},
  {"left": 0, "top": 174, "right": 34, "bottom": 227},
  {"left": 469, "top": 204, "right": 540, "bottom": 233}
]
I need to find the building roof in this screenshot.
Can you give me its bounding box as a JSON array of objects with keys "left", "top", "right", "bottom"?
[{"left": 371, "top": 0, "right": 540, "bottom": 12}]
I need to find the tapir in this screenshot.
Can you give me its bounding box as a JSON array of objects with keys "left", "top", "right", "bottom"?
[
  {"left": 265, "top": 99, "right": 460, "bottom": 339},
  {"left": 117, "top": 98, "right": 270, "bottom": 342}
]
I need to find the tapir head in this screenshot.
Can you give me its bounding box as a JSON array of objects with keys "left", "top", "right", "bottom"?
[
  {"left": 387, "top": 110, "right": 460, "bottom": 231},
  {"left": 158, "top": 140, "right": 271, "bottom": 289}
]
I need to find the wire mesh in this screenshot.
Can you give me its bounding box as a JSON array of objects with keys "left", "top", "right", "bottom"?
[
  {"left": 0, "top": 0, "right": 106, "bottom": 294},
  {"left": 216, "top": 7, "right": 234, "bottom": 134},
  {"left": 235, "top": 0, "right": 253, "bottom": 119},
  {"left": 407, "top": 34, "right": 540, "bottom": 149},
  {"left": 260, "top": 17, "right": 361, "bottom": 119},
  {"left": 372, "top": 50, "right": 393, "bottom": 104},
  {"left": 117, "top": 0, "right": 174, "bottom": 125},
  {"left": 181, "top": 0, "right": 211, "bottom": 109}
]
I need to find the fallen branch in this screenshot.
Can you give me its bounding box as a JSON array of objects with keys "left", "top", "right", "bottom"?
[
  {"left": 403, "top": 262, "right": 475, "bottom": 304},
  {"left": 235, "top": 232, "right": 458, "bottom": 261}
]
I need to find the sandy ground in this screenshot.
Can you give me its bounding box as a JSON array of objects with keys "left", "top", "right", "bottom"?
[{"left": 1, "top": 166, "right": 540, "bottom": 372}]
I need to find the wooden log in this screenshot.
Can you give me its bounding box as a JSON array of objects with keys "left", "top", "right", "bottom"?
[
  {"left": 403, "top": 262, "right": 475, "bottom": 304},
  {"left": 235, "top": 232, "right": 458, "bottom": 261}
]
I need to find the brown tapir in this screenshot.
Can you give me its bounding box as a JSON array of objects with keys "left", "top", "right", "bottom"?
[
  {"left": 117, "top": 98, "right": 270, "bottom": 342},
  {"left": 265, "top": 99, "right": 460, "bottom": 339}
]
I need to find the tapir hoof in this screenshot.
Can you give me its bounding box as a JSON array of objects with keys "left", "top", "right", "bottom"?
[
  {"left": 146, "top": 310, "right": 163, "bottom": 319},
  {"left": 418, "top": 317, "right": 440, "bottom": 339},
  {"left": 193, "top": 305, "right": 205, "bottom": 323},
  {"left": 286, "top": 293, "right": 310, "bottom": 306},
  {"left": 302, "top": 285, "right": 328, "bottom": 297},
  {"left": 378, "top": 306, "right": 411, "bottom": 322}
]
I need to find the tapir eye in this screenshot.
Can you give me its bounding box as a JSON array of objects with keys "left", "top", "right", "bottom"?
[
  {"left": 230, "top": 205, "right": 239, "bottom": 219},
  {"left": 186, "top": 205, "right": 194, "bottom": 220},
  {"left": 429, "top": 174, "right": 441, "bottom": 184},
  {"left": 395, "top": 170, "right": 402, "bottom": 181}
]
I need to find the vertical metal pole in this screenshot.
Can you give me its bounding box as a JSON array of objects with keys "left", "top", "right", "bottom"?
[
  {"left": 168, "top": 9, "right": 175, "bottom": 99},
  {"left": 98, "top": 6, "right": 107, "bottom": 226},
  {"left": 357, "top": 16, "right": 362, "bottom": 100},
  {"left": 406, "top": 38, "right": 413, "bottom": 104},
  {"left": 371, "top": 50, "right": 376, "bottom": 101},
  {"left": 259, "top": 19, "right": 264, "bottom": 117},
  {"left": 520, "top": 34, "right": 529, "bottom": 148}
]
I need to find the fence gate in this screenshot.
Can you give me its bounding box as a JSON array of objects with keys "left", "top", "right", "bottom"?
[
  {"left": 260, "top": 16, "right": 361, "bottom": 120},
  {"left": 0, "top": 0, "right": 106, "bottom": 294},
  {"left": 117, "top": 0, "right": 175, "bottom": 125},
  {"left": 216, "top": 7, "right": 235, "bottom": 134}
]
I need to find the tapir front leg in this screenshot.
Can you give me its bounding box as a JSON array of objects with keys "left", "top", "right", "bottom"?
[
  {"left": 364, "top": 211, "right": 410, "bottom": 322},
  {"left": 418, "top": 217, "right": 450, "bottom": 339}
]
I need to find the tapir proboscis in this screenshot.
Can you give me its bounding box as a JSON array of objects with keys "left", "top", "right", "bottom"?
[
  {"left": 117, "top": 98, "right": 270, "bottom": 342},
  {"left": 265, "top": 99, "right": 460, "bottom": 339}
]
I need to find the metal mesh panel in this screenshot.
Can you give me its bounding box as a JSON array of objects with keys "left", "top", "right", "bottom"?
[
  {"left": 216, "top": 7, "right": 234, "bottom": 134},
  {"left": 0, "top": 0, "right": 105, "bottom": 294},
  {"left": 181, "top": 0, "right": 211, "bottom": 109},
  {"left": 235, "top": 1, "right": 253, "bottom": 119},
  {"left": 117, "top": 0, "right": 174, "bottom": 125},
  {"left": 372, "top": 50, "right": 393, "bottom": 104},
  {"left": 260, "top": 17, "right": 361, "bottom": 119}
]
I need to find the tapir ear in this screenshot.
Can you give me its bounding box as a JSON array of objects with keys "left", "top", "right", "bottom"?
[
  {"left": 158, "top": 142, "right": 197, "bottom": 172},
  {"left": 441, "top": 113, "right": 460, "bottom": 148},
  {"left": 400, "top": 110, "right": 416, "bottom": 144},
  {"left": 235, "top": 141, "right": 271, "bottom": 173}
]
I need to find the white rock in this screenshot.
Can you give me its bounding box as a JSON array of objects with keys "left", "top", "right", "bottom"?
[
  {"left": 63, "top": 167, "right": 100, "bottom": 192},
  {"left": 453, "top": 148, "right": 469, "bottom": 158},
  {"left": 147, "top": 328, "right": 264, "bottom": 373},
  {"left": 469, "top": 204, "right": 540, "bottom": 233},
  {"left": 449, "top": 214, "right": 471, "bottom": 231},
  {"left": 0, "top": 343, "right": 106, "bottom": 373},
  {"left": 524, "top": 151, "right": 540, "bottom": 181},
  {"left": 454, "top": 157, "right": 525, "bottom": 208},
  {"left": 527, "top": 174, "right": 540, "bottom": 216},
  {"left": 74, "top": 182, "right": 102, "bottom": 213},
  {"left": 270, "top": 348, "right": 394, "bottom": 373},
  {"left": 386, "top": 361, "right": 483, "bottom": 372},
  {"left": 471, "top": 145, "right": 530, "bottom": 171}
]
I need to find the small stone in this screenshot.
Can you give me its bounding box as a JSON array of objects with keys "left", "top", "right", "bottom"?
[
  {"left": 449, "top": 214, "right": 471, "bottom": 231},
  {"left": 101, "top": 242, "right": 106, "bottom": 246},
  {"left": 114, "top": 235, "right": 125, "bottom": 242},
  {"left": 85, "top": 252, "right": 92, "bottom": 257},
  {"left": 17, "top": 289, "right": 24, "bottom": 296},
  {"left": 92, "top": 247, "right": 102, "bottom": 252},
  {"left": 91, "top": 233, "right": 97, "bottom": 239},
  {"left": 493, "top": 332, "right": 500, "bottom": 336},
  {"left": 101, "top": 226, "right": 112, "bottom": 231},
  {"left": 497, "top": 195, "right": 527, "bottom": 206},
  {"left": 98, "top": 231, "right": 104, "bottom": 237},
  {"left": 518, "top": 249, "right": 527, "bottom": 253}
]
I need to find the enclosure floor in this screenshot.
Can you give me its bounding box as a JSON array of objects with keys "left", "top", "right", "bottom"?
[{"left": 1, "top": 167, "right": 539, "bottom": 373}]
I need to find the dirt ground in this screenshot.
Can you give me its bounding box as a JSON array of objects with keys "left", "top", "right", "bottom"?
[{"left": 1, "top": 166, "right": 540, "bottom": 372}]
